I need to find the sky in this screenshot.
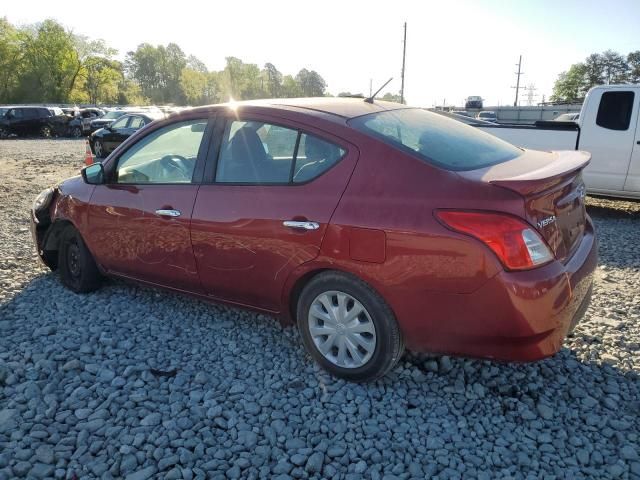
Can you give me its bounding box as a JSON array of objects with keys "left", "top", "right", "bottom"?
[{"left": 3, "top": 0, "right": 640, "bottom": 107}]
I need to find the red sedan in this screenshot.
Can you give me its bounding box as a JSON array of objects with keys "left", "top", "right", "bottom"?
[{"left": 31, "top": 98, "right": 597, "bottom": 381}]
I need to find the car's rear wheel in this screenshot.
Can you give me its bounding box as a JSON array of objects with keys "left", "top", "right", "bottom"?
[
  {"left": 94, "top": 140, "right": 104, "bottom": 158},
  {"left": 39, "top": 125, "right": 52, "bottom": 138},
  {"left": 0, "top": 127, "right": 8, "bottom": 139},
  {"left": 58, "top": 227, "right": 102, "bottom": 293},
  {"left": 297, "top": 271, "right": 404, "bottom": 381},
  {"left": 71, "top": 126, "right": 83, "bottom": 138}
]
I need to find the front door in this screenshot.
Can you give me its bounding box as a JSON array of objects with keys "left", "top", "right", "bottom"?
[
  {"left": 191, "top": 114, "right": 358, "bottom": 312},
  {"left": 101, "top": 115, "right": 133, "bottom": 152},
  {"left": 87, "top": 117, "right": 210, "bottom": 292}
]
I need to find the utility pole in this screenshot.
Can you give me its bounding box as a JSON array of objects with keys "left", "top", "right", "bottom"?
[
  {"left": 400, "top": 22, "right": 407, "bottom": 104},
  {"left": 369, "top": 78, "right": 372, "bottom": 97},
  {"left": 512, "top": 55, "right": 523, "bottom": 107}
]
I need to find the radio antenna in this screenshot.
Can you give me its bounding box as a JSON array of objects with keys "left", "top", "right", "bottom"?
[{"left": 364, "top": 77, "right": 393, "bottom": 104}]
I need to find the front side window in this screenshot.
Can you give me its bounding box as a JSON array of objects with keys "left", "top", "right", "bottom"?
[
  {"left": 596, "top": 91, "right": 634, "bottom": 131},
  {"left": 349, "top": 108, "right": 522, "bottom": 171},
  {"left": 115, "top": 119, "right": 207, "bottom": 184}
]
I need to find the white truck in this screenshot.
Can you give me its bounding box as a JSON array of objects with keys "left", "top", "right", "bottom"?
[{"left": 474, "top": 85, "right": 640, "bottom": 199}]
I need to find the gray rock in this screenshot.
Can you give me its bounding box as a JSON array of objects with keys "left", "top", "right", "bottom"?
[
  {"left": 141, "top": 413, "right": 162, "bottom": 426},
  {"left": 125, "top": 466, "right": 157, "bottom": 480}
]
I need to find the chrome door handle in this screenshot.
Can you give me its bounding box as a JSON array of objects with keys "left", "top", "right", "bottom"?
[
  {"left": 155, "top": 209, "right": 181, "bottom": 217},
  {"left": 283, "top": 220, "right": 320, "bottom": 230}
]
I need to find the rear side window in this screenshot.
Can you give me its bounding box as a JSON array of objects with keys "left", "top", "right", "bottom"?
[
  {"left": 596, "top": 91, "right": 634, "bottom": 131},
  {"left": 294, "top": 134, "right": 345, "bottom": 183},
  {"left": 349, "top": 109, "right": 522, "bottom": 171},
  {"left": 215, "top": 120, "right": 345, "bottom": 184}
]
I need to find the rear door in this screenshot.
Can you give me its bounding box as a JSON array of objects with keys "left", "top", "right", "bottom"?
[
  {"left": 580, "top": 89, "right": 638, "bottom": 191},
  {"left": 87, "top": 116, "right": 212, "bottom": 291},
  {"left": 190, "top": 113, "right": 358, "bottom": 312}
]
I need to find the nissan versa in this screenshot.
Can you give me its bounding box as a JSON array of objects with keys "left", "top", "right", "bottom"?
[{"left": 30, "top": 98, "right": 597, "bottom": 381}]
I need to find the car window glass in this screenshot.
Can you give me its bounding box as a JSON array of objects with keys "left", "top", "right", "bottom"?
[
  {"left": 216, "top": 120, "right": 297, "bottom": 183},
  {"left": 293, "top": 134, "right": 345, "bottom": 183},
  {"left": 110, "top": 116, "right": 129, "bottom": 129},
  {"left": 350, "top": 108, "right": 522, "bottom": 171},
  {"left": 116, "top": 119, "right": 206, "bottom": 184},
  {"left": 128, "top": 116, "right": 145, "bottom": 129},
  {"left": 596, "top": 91, "right": 634, "bottom": 131},
  {"left": 10, "top": 109, "right": 23, "bottom": 118}
]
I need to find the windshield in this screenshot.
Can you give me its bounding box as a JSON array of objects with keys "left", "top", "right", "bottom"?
[
  {"left": 349, "top": 108, "right": 522, "bottom": 171},
  {"left": 102, "top": 111, "right": 125, "bottom": 120}
]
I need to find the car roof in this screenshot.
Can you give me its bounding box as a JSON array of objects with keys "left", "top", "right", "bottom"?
[{"left": 190, "top": 97, "right": 409, "bottom": 120}]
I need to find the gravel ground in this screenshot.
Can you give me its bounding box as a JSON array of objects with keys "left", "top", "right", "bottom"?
[{"left": 0, "top": 139, "right": 639, "bottom": 480}]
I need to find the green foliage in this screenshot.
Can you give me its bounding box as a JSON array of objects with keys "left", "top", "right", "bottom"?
[
  {"left": 0, "top": 17, "right": 332, "bottom": 106},
  {"left": 295, "top": 69, "right": 327, "bottom": 97},
  {"left": 381, "top": 92, "right": 402, "bottom": 103},
  {"left": 552, "top": 50, "right": 640, "bottom": 102}
]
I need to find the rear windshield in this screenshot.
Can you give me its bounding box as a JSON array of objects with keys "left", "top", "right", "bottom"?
[{"left": 349, "top": 108, "right": 522, "bottom": 171}]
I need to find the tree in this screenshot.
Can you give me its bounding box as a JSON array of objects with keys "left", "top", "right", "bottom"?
[
  {"left": 338, "top": 92, "right": 364, "bottom": 98},
  {"left": 551, "top": 63, "right": 588, "bottom": 102},
  {"left": 181, "top": 68, "right": 220, "bottom": 105},
  {"left": 627, "top": 51, "right": 640, "bottom": 84},
  {"left": 295, "top": 69, "right": 326, "bottom": 96},
  {"left": 551, "top": 49, "right": 638, "bottom": 102},
  {"left": 281, "top": 74, "right": 302, "bottom": 98},
  {"left": 381, "top": 92, "right": 402, "bottom": 103},
  {"left": 263, "top": 62, "right": 282, "bottom": 97},
  {"left": 601, "top": 50, "right": 628, "bottom": 84},
  {"left": 125, "top": 42, "right": 186, "bottom": 104},
  {"left": 15, "top": 19, "right": 81, "bottom": 102},
  {"left": 0, "top": 17, "right": 22, "bottom": 102}
]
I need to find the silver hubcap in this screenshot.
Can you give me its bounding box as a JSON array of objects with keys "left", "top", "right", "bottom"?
[
  {"left": 308, "top": 291, "right": 376, "bottom": 369},
  {"left": 95, "top": 142, "right": 102, "bottom": 157}
]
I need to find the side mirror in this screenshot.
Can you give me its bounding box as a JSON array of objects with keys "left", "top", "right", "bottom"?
[{"left": 81, "top": 163, "right": 105, "bottom": 185}]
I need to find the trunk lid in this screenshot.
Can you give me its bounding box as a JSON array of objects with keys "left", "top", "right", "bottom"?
[{"left": 458, "top": 149, "right": 591, "bottom": 262}]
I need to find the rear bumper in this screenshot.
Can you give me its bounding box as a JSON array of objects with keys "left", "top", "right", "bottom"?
[{"left": 399, "top": 217, "right": 598, "bottom": 361}]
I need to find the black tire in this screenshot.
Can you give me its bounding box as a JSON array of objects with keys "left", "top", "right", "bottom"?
[
  {"left": 94, "top": 140, "right": 104, "bottom": 158},
  {"left": 39, "top": 125, "right": 52, "bottom": 138},
  {"left": 297, "top": 271, "right": 404, "bottom": 382},
  {"left": 58, "top": 227, "right": 102, "bottom": 293},
  {"left": 0, "top": 127, "right": 8, "bottom": 139},
  {"left": 71, "top": 126, "right": 83, "bottom": 138}
]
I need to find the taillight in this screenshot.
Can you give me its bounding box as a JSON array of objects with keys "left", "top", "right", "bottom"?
[{"left": 436, "top": 210, "right": 554, "bottom": 271}]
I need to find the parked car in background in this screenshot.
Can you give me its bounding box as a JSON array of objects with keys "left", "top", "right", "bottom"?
[
  {"left": 465, "top": 96, "right": 483, "bottom": 109},
  {"left": 554, "top": 112, "right": 580, "bottom": 122},
  {"left": 68, "top": 108, "right": 104, "bottom": 137},
  {"left": 476, "top": 111, "right": 498, "bottom": 123},
  {"left": 32, "top": 98, "right": 597, "bottom": 381},
  {"left": 474, "top": 85, "right": 640, "bottom": 199},
  {"left": 0, "top": 106, "right": 66, "bottom": 138},
  {"left": 89, "top": 110, "right": 128, "bottom": 133},
  {"left": 89, "top": 112, "right": 164, "bottom": 157}
]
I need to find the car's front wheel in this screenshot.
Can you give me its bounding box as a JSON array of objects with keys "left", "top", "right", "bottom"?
[
  {"left": 297, "top": 271, "right": 404, "bottom": 381},
  {"left": 58, "top": 227, "right": 102, "bottom": 293},
  {"left": 71, "top": 126, "right": 83, "bottom": 138},
  {"left": 93, "top": 140, "right": 104, "bottom": 158}
]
